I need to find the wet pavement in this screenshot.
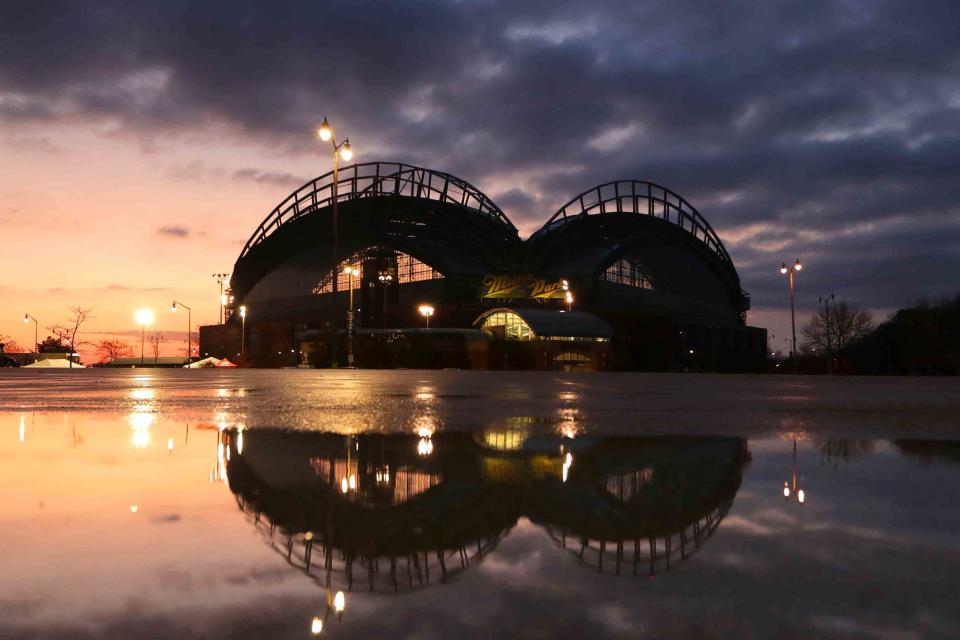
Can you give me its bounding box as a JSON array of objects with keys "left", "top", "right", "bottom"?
[{"left": 1, "top": 370, "right": 959, "bottom": 638}]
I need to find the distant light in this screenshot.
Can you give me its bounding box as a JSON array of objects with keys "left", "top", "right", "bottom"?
[
  {"left": 780, "top": 262, "right": 788, "bottom": 275},
  {"left": 311, "top": 616, "right": 323, "bottom": 635},
  {"left": 170, "top": 302, "right": 177, "bottom": 313},
  {"left": 794, "top": 259, "right": 802, "bottom": 271},
  {"left": 22, "top": 314, "right": 29, "bottom": 323},
  {"left": 334, "top": 590, "right": 346, "bottom": 613},
  {"left": 220, "top": 293, "right": 228, "bottom": 305},
  {"left": 783, "top": 485, "right": 790, "bottom": 498},
  {"left": 130, "top": 505, "right": 139, "bottom": 513},
  {"left": 797, "top": 489, "right": 806, "bottom": 504},
  {"left": 340, "top": 140, "right": 353, "bottom": 162},
  {"left": 418, "top": 304, "right": 435, "bottom": 318},
  {"left": 239, "top": 305, "right": 247, "bottom": 319},
  {"left": 135, "top": 308, "right": 154, "bottom": 326},
  {"left": 689, "top": 349, "right": 694, "bottom": 354},
  {"left": 167, "top": 437, "right": 174, "bottom": 452},
  {"left": 348, "top": 474, "right": 356, "bottom": 490},
  {"left": 340, "top": 477, "right": 348, "bottom": 493}
]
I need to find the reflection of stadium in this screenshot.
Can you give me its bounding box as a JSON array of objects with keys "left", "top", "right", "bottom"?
[
  {"left": 221, "top": 428, "right": 749, "bottom": 594},
  {"left": 200, "top": 162, "right": 767, "bottom": 370}
]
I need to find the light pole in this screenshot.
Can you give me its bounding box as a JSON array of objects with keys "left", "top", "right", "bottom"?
[
  {"left": 561, "top": 279, "right": 573, "bottom": 312},
  {"left": 23, "top": 313, "right": 38, "bottom": 354},
  {"left": 343, "top": 265, "right": 359, "bottom": 366},
  {"left": 317, "top": 117, "right": 353, "bottom": 368},
  {"left": 780, "top": 259, "right": 803, "bottom": 373},
  {"left": 239, "top": 305, "right": 247, "bottom": 357},
  {"left": 135, "top": 308, "right": 155, "bottom": 367},
  {"left": 170, "top": 301, "right": 192, "bottom": 360},
  {"left": 418, "top": 304, "right": 435, "bottom": 329},
  {"left": 212, "top": 273, "right": 229, "bottom": 324}
]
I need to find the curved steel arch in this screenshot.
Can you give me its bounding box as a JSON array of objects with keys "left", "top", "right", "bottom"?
[
  {"left": 536, "top": 180, "right": 733, "bottom": 266},
  {"left": 239, "top": 161, "right": 515, "bottom": 260}
]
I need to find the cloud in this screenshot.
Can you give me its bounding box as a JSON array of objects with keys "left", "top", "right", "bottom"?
[
  {"left": 232, "top": 168, "right": 308, "bottom": 189},
  {"left": 1, "top": 0, "right": 958, "bottom": 314},
  {"left": 156, "top": 225, "right": 190, "bottom": 239}
]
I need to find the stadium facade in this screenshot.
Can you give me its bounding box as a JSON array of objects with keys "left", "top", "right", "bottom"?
[{"left": 200, "top": 162, "right": 766, "bottom": 370}]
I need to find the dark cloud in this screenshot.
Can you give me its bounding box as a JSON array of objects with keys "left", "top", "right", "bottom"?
[
  {"left": 232, "top": 168, "right": 308, "bottom": 189},
  {"left": 156, "top": 225, "right": 190, "bottom": 238},
  {"left": 2, "top": 0, "right": 959, "bottom": 314}
]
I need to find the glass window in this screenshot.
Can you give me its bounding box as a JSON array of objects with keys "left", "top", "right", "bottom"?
[
  {"left": 601, "top": 257, "right": 654, "bottom": 289},
  {"left": 479, "top": 311, "right": 536, "bottom": 341},
  {"left": 313, "top": 247, "right": 443, "bottom": 294}
]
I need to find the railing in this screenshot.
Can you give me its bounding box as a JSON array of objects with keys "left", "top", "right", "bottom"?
[
  {"left": 239, "top": 161, "right": 514, "bottom": 260},
  {"left": 537, "top": 180, "right": 733, "bottom": 265}
]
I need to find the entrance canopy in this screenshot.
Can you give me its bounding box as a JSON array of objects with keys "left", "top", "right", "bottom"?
[{"left": 475, "top": 308, "right": 613, "bottom": 341}]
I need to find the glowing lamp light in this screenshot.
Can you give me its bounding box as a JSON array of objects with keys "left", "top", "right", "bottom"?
[
  {"left": 22, "top": 314, "right": 29, "bottom": 323},
  {"left": 797, "top": 489, "right": 806, "bottom": 503},
  {"left": 318, "top": 117, "right": 332, "bottom": 142},
  {"left": 794, "top": 259, "right": 802, "bottom": 271},
  {"left": 783, "top": 484, "right": 790, "bottom": 498},
  {"left": 348, "top": 474, "right": 357, "bottom": 490},
  {"left": 780, "top": 262, "right": 788, "bottom": 275},
  {"left": 311, "top": 616, "right": 323, "bottom": 635},
  {"left": 340, "top": 140, "right": 353, "bottom": 162},
  {"left": 334, "top": 590, "right": 346, "bottom": 613},
  {"left": 167, "top": 437, "right": 174, "bottom": 452},
  {"left": 340, "top": 477, "right": 349, "bottom": 493},
  {"left": 130, "top": 505, "right": 139, "bottom": 513},
  {"left": 418, "top": 304, "right": 435, "bottom": 318},
  {"left": 565, "top": 291, "right": 573, "bottom": 304},
  {"left": 239, "top": 305, "right": 247, "bottom": 319}
]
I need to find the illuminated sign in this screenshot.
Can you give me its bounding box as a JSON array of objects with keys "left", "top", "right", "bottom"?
[{"left": 481, "top": 274, "right": 566, "bottom": 300}]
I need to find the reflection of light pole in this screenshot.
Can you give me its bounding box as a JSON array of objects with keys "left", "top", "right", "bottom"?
[
  {"left": 318, "top": 118, "right": 353, "bottom": 368},
  {"left": 23, "top": 313, "right": 38, "bottom": 353},
  {"left": 135, "top": 308, "right": 154, "bottom": 367},
  {"left": 418, "top": 303, "right": 434, "bottom": 329},
  {"left": 170, "top": 301, "right": 192, "bottom": 359},
  {"left": 212, "top": 273, "right": 229, "bottom": 324},
  {"left": 780, "top": 259, "right": 802, "bottom": 373},
  {"left": 782, "top": 439, "right": 806, "bottom": 505},
  {"left": 239, "top": 305, "right": 247, "bottom": 356},
  {"left": 343, "top": 265, "right": 359, "bottom": 366}
]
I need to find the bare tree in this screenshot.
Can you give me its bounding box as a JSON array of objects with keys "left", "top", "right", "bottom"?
[
  {"left": 47, "top": 307, "right": 93, "bottom": 367},
  {"left": 97, "top": 339, "right": 133, "bottom": 363},
  {"left": 149, "top": 332, "right": 165, "bottom": 365},
  {"left": 802, "top": 299, "right": 873, "bottom": 354}
]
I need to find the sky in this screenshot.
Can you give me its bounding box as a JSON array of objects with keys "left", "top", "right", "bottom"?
[{"left": 2, "top": 0, "right": 959, "bottom": 360}]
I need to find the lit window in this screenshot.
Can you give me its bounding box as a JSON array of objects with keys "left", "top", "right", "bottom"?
[
  {"left": 479, "top": 311, "right": 535, "bottom": 341},
  {"left": 601, "top": 257, "right": 654, "bottom": 289},
  {"left": 313, "top": 248, "right": 443, "bottom": 294}
]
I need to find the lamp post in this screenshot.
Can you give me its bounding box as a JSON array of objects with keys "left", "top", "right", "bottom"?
[
  {"left": 212, "top": 273, "right": 229, "bottom": 324},
  {"left": 418, "top": 304, "right": 435, "bottom": 329},
  {"left": 779, "top": 259, "right": 803, "bottom": 373},
  {"left": 317, "top": 117, "right": 353, "bottom": 368},
  {"left": 170, "top": 301, "right": 192, "bottom": 360},
  {"left": 342, "top": 265, "right": 359, "bottom": 366},
  {"left": 239, "top": 305, "right": 247, "bottom": 357},
  {"left": 23, "top": 313, "right": 38, "bottom": 354},
  {"left": 561, "top": 279, "right": 573, "bottom": 312},
  {"left": 134, "top": 309, "right": 154, "bottom": 367}
]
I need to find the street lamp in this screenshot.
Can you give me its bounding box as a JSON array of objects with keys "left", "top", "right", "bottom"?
[
  {"left": 561, "top": 279, "right": 574, "bottom": 312},
  {"left": 318, "top": 117, "right": 354, "bottom": 368},
  {"left": 135, "top": 308, "right": 154, "bottom": 366},
  {"left": 23, "top": 313, "right": 38, "bottom": 354},
  {"left": 780, "top": 258, "right": 802, "bottom": 373},
  {"left": 212, "top": 273, "right": 229, "bottom": 324},
  {"left": 239, "top": 305, "right": 247, "bottom": 357},
  {"left": 418, "top": 304, "right": 435, "bottom": 328},
  {"left": 343, "top": 265, "right": 360, "bottom": 366},
  {"left": 170, "top": 301, "right": 192, "bottom": 360}
]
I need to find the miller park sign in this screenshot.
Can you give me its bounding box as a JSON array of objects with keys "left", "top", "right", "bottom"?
[{"left": 480, "top": 274, "right": 567, "bottom": 301}]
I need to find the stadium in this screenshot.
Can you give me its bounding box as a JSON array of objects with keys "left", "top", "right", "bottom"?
[{"left": 201, "top": 161, "right": 766, "bottom": 370}]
